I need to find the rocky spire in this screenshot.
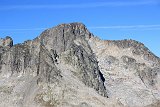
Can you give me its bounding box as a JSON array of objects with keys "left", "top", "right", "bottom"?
[{"left": 0, "top": 36, "right": 13, "bottom": 47}]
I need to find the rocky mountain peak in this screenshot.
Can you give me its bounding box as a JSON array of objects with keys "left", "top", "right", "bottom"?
[
  {"left": 29, "top": 22, "right": 93, "bottom": 55},
  {"left": 56, "top": 22, "right": 87, "bottom": 30},
  {"left": 0, "top": 23, "right": 160, "bottom": 107}
]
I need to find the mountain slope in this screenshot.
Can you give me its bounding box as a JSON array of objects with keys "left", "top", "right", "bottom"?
[
  {"left": 88, "top": 37, "right": 160, "bottom": 107},
  {"left": 0, "top": 23, "right": 159, "bottom": 107}
]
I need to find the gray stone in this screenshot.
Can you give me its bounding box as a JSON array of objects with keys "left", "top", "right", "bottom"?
[{"left": 0, "top": 22, "right": 160, "bottom": 107}]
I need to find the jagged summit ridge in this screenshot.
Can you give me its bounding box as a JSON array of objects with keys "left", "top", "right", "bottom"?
[
  {"left": 109, "top": 39, "right": 160, "bottom": 63},
  {"left": 0, "top": 23, "right": 160, "bottom": 107}
]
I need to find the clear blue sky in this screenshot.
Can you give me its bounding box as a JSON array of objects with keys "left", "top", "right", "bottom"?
[{"left": 0, "top": 0, "right": 160, "bottom": 57}]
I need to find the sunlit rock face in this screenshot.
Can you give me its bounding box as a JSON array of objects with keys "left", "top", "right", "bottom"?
[{"left": 0, "top": 23, "right": 159, "bottom": 107}]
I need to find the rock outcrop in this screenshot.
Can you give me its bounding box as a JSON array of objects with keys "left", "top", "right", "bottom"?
[
  {"left": 0, "top": 36, "right": 13, "bottom": 47},
  {"left": 0, "top": 22, "right": 159, "bottom": 107}
]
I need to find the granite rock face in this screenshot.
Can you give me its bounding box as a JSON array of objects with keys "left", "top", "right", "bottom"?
[
  {"left": 89, "top": 36, "right": 160, "bottom": 107},
  {"left": 0, "top": 23, "right": 160, "bottom": 107}
]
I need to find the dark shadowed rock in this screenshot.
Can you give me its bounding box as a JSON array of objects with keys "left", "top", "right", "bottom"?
[{"left": 62, "top": 43, "right": 107, "bottom": 97}]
